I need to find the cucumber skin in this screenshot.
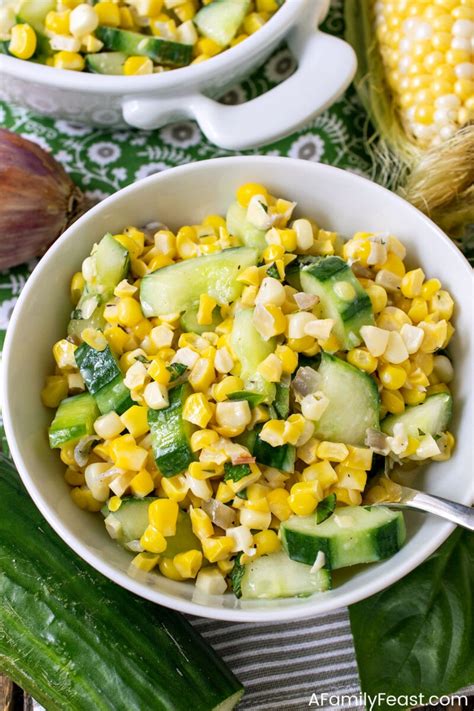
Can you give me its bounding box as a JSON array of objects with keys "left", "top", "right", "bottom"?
[
  {"left": 75, "top": 343, "right": 121, "bottom": 395},
  {"left": 148, "top": 383, "right": 196, "bottom": 477},
  {"left": 95, "top": 376, "right": 133, "bottom": 416},
  {"left": 381, "top": 392, "right": 453, "bottom": 437},
  {"left": 0, "top": 456, "right": 243, "bottom": 711},
  {"left": 281, "top": 510, "right": 406, "bottom": 570},
  {"left": 95, "top": 26, "right": 192, "bottom": 67}
]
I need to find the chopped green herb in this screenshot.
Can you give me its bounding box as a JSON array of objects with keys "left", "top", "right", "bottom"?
[
  {"left": 135, "top": 355, "right": 150, "bottom": 364},
  {"left": 316, "top": 493, "right": 337, "bottom": 524},
  {"left": 70, "top": 309, "right": 82, "bottom": 320},
  {"left": 229, "top": 553, "right": 245, "bottom": 599},
  {"left": 259, "top": 201, "right": 268, "bottom": 213},
  {"left": 266, "top": 263, "right": 280, "bottom": 280},
  {"left": 224, "top": 462, "right": 251, "bottom": 482},
  {"left": 167, "top": 362, "right": 188, "bottom": 381},
  {"left": 236, "top": 489, "right": 248, "bottom": 500}
]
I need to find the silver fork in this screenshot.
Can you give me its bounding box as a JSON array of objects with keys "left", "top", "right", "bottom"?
[{"left": 380, "top": 484, "right": 474, "bottom": 531}]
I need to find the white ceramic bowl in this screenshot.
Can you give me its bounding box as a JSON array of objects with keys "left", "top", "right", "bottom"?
[
  {"left": 3, "top": 156, "right": 473, "bottom": 621},
  {"left": 0, "top": 0, "right": 356, "bottom": 149}
]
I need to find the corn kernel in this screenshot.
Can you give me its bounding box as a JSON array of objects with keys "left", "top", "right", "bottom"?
[
  {"left": 401, "top": 268, "right": 425, "bottom": 298},
  {"left": 421, "top": 278, "right": 441, "bottom": 300},
  {"left": 366, "top": 284, "right": 388, "bottom": 313},
  {"left": 173, "top": 549, "right": 203, "bottom": 578},
  {"left": 130, "top": 469, "right": 155, "bottom": 497},
  {"left": 408, "top": 297, "right": 428, "bottom": 324},
  {"left": 64, "top": 468, "right": 85, "bottom": 486},
  {"left": 70, "top": 271, "right": 85, "bottom": 305},
  {"left": 160, "top": 474, "right": 188, "bottom": 502},
  {"left": 132, "top": 552, "right": 160, "bottom": 572},
  {"left": 288, "top": 489, "right": 318, "bottom": 516},
  {"left": 345, "top": 445, "right": 373, "bottom": 470},
  {"left": 267, "top": 488, "right": 292, "bottom": 521},
  {"left": 317, "top": 441, "right": 349, "bottom": 462},
  {"left": 347, "top": 348, "right": 378, "bottom": 373},
  {"left": 189, "top": 357, "right": 215, "bottom": 392},
  {"left": 379, "top": 364, "right": 407, "bottom": 390},
  {"left": 140, "top": 525, "right": 167, "bottom": 554},
  {"left": 9, "top": 23, "right": 37, "bottom": 60},
  {"left": 95, "top": 1, "right": 120, "bottom": 26},
  {"left": 41, "top": 375, "right": 68, "bottom": 408},
  {"left": 402, "top": 388, "right": 427, "bottom": 406},
  {"left": 254, "top": 529, "right": 281, "bottom": 555},
  {"left": 236, "top": 182, "right": 268, "bottom": 207},
  {"left": 212, "top": 375, "right": 243, "bottom": 401},
  {"left": 381, "top": 388, "right": 405, "bottom": 414},
  {"left": 123, "top": 54, "right": 153, "bottom": 75},
  {"left": 183, "top": 392, "right": 213, "bottom": 428},
  {"left": 302, "top": 460, "right": 338, "bottom": 488},
  {"left": 82, "top": 327, "right": 107, "bottom": 351},
  {"left": 202, "top": 536, "right": 234, "bottom": 562},
  {"left": 148, "top": 499, "right": 178, "bottom": 536},
  {"left": 53, "top": 49, "right": 85, "bottom": 70},
  {"left": 71, "top": 486, "right": 103, "bottom": 512}
]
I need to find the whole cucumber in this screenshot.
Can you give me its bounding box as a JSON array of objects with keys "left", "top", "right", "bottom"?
[{"left": 0, "top": 455, "right": 243, "bottom": 711}]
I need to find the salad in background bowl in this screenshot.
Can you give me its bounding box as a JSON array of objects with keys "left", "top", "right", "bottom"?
[{"left": 3, "top": 157, "right": 472, "bottom": 621}]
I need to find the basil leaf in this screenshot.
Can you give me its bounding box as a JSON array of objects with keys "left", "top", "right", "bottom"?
[
  {"left": 166, "top": 362, "right": 188, "bottom": 381},
  {"left": 266, "top": 263, "right": 280, "bottom": 280},
  {"left": 229, "top": 553, "right": 245, "bottom": 599},
  {"left": 316, "top": 493, "right": 337, "bottom": 524},
  {"left": 349, "top": 529, "right": 474, "bottom": 709}
]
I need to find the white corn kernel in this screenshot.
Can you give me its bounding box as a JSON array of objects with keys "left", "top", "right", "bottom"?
[
  {"left": 94, "top": 411, "right": 124, "bottom": 440},
  {"left": 195, "top": 567, "right": 227, "bottom": 595},
  {"left": 50, "top": 34, "right": 81, "bottom": 52},
  {"left": 0, "top": 7, "right": 15, "bottom": 37},
  {"left": 150, "top": 324, "right": 174, "bottom": 349},
  {"left": 304, "top": 318, "right": 334, "bottom": 341},
  {"left": 215, "top": 401, "right": 251, "bottom": 429},
  {"left": 114, "top": 279, "right": 137, "bottom": 298},
  {"left": 177, "top": 19, "right": 198, "bottom": 44},
  {"left": 400, "top": 323, "right": 424, "bottom": 354},
  {"left": 239, "top": 508, "right": 271, "bottom": 530},
  {"left": 256, "top": 276, "right": 286, "bottom": 306},
  {"left": 144, "top": 381, "right": 169, "bottom": 410},
  {"left": 432, "top": 355, "right": 454, "bottom": 384},
  {"left": 387, "top": 236, "right": 406, "bottom": 260},
  {"left": 293, "top": 218, "right": 314, "bottom": 251},
  {"left": 375, "top": 270, "right": 402, "bottom": 291},
  {"left": 247, "top": 195, "right": 274, "bottom": 230},
  {"left": 70, "top": 3, "right": 98, "bottom": 37},
  {"left": 214, "top": 347, "right": 234, "bottom": 374},
  {"left": 67, "top": 372, "right": 85, "bottom": 393},
  {"left": 360, "top": 325, "right": 390, "bottom": 357},
  {"left": 384, "top": 331, "right": 409, "bottom": 364},
  {"left": 172, "top": 347, "right": 199, "bottom": 368},
  {"left": 186, "top": 474, "right": 213, "bottom": 501},
  {"left": 81, "top": 255, "right": 96, "bottom": 282},
  {"left": 367, "top": 241, "right": 387, "bottom": 266},
  {"left": 301, "top": 391, "right": 329, "bottom": 421},
  {"left": 226, "top": 525, "right": 253, "bottom": 553},
  {"left": 124, "top": 361, "right": 148, "bottom": 389},
  {"left": 287, "top": 311, "right": 316, "bottom": 339},
  {"left": 85, "top": 462, "right": 111, "bottom": 502}
]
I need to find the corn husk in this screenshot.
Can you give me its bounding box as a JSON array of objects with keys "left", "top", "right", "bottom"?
[{"left": 344, "top": 1, "right": 474, "bottom": 238}]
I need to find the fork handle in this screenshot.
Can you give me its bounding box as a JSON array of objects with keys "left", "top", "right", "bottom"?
[{"left": 392, "top": 489, "right": 474, "bottom": 531}]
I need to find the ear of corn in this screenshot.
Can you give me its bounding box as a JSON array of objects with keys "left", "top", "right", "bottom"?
[{"left": 345, "top": 1, "right": 474, "bottom": 237}]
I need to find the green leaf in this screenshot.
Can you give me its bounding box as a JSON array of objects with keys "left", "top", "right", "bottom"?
[
  {"left": 266, "top": 263, "right": 280, "bottom": 280},
  {"left": 229, "top": 553, "right": 245, "bottom": 599},
  {"left": 316, "top": 493, "right": 336, "bottom": 524},
  {"left": 349, "top": 529, "right": 474, "bottom": 710},
  {"left": 223, "top": 462, "right": 250, "bottom": 482},
  {"left": 166, "top": 362, "right": 188, "bottom": 381}
]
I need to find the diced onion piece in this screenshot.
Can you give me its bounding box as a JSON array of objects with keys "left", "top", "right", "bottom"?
[
  {"left": 365, "top": 428, "right": 391, "bottom": 455},
  {"left": 310, "top": 550, "right": 326, "bottom": 573},
  {"left": 294, "top": 292, "right": 319, "bottom": 310},
  {"left": 202, "top": 498, "right": 236, "bottom": 529},
  {"left": 292, "top": 366, "right": 321, "bottom": 400},
  {"left": 195, "top": 567, "right": 227, "bottom": 595}
]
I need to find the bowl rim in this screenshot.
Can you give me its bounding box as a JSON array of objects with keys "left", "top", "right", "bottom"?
[
  {"left": 0, "top": 0, "right": 310, "bottom": 94},
  {"left": 3, "top": 156, "right": 473, "bottom": 621}
]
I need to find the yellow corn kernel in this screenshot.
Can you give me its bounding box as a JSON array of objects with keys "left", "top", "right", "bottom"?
[
  {"left": 103, "top": 326, "right": 127, "bottom": 355},
  {"left": 317, "top": 441, "right": 349, "bottom": 462},
  {"left": 82, "top": 327, "right": 107, "bottom": 351},
  {"left": 9, "top": 23, "right": 37, "bottom": 59},
  {"left": 433, "top": 431, "right": 455, "bottom": 461},
  {"left": 419, "top": 320, "right": 448, "bottom": 353},
  {"left": 331, "top": 487, "right": 362, "bottom": 506},
  {"left": 202, "top": 536, "right": 234, "bottom": 563},
  {"left": 116, "top": 297, "right": 142, "bottom": 327},
  {"left": 366, "top": 284, "right": 388, "bottom": 313},
  {"left": 277, "top": 228, "right": 296, "bottom": 252},
  {"left": 130, "top": 469, "right": 155, "bottom": 498},
  {"left": 236, "top": 182, "right": 268, "bottom": 207},
  {"left": 188, "top": 462, "right": 217, "bottom": 482},
  {"left": 131, "top": 552, "right": 160, "bottom": 572},
  {"left": 160, "top": 474, "right": 188, "bottom": 502},
  {"left": 190, "top": 507, "right": 214, "bottom": 540},
  {"left": 408, "top": 297, "right": 428, "bottom": 324},
  {"left": 147, "top": 254, "right": 173, "bottom": 272},
  {"left": 53, "top": 50, "right": 85, "bottom": 70},
  {"left": 347, "top": 348, "right": 378, "bottom": 373},
  {"left": 110, "top": 435, "right": 148, "bottom": 471},
  {"left": 118, "top": 5, "right": 135, "bottom": 28},
  {"left": 140, "top": 525, "right": 167, "bottom": 554},
  {"left": 70, "top": 271, "right": 85, "bottom": 305},
  {"left": 267, "top": 488, "right": 292, "bottom": 521},
  {"left": 196, "top": 36, "right": 223, "bottom": 56},
  {"left": 123, "top": 55, "right": 153, "bottom": 75},
  {"left": 64, "top": 467, "right": 85, "bottom": 486},
  {"left": 302, "top": 460, "right": 338, "bottom": 488},
  {"left": 70, "top": 487, "right": 103, "bottom": 512},
  {"left": 217, "top": 559, "right": 234, "bottom": 575},
  {"left": 148, "top": 498, "right": 178, "bottom": 537},
  {"left": 95, "top": 1, "right": 120, "bottom": 26},
  {"left": 120, "top": 404, "right": 149, "bottom": 438},
  {"left": 202, "top": 214, "right": 226, "bottom": 231},
  {"left": 288, "top": 488, "right": 318, "bottom": 516},
  {"left": 378, "top": 364, "right": 407, "bottom": 390},
  {"left": 53, "top": 338, "right": 77, "bottom": 370},
  {"left": 257, "top": 0, "right": 279, "bottom": 11},
  {"left": 257, "top": 353, "right": 282, "bottom": 383},
  {"left": 335, "top": 464, "right": 367, "bottom": 491},
  {"left": 212, "top": 375, "right": 243, "bottom": 401},
  {"left": 173, "top": 550, "right": 203, "bottom": 578},
  {"left": 197, "top": 293, "right": 217, "bottom": 326},
  {"left": 182, "top": 393, "right": 213, "bottom": 428},
  {"left": 230, "top": 33, "right": 248, "bottom": 46},
  {"left": 263, "top": 304, "right": 287, "bottom": 337},
  {"left": 45, "top": 10, "right": 70, "bottom": 34},
  {"left": 41, "top": 375, "right": 68, "bottom": 408},
  {"left": 401, "top": 388, "right": 426, "bottom": 406},
  {"left": 190, "top": 429, "right": 219, "bottom": 452},
  {"left": 345, "top": 445, "right": 373, "bottom": 470},
  {"left": 421, "top": 278, "right": 441, "bottom": 301},
  {"left": 145, "top": 358, "right": 169, "bottom": 385},
  {"left": 430, "top": 290, "right": 454, "bottom": 320},
  {"left": 381, "top": 388, "right": 405, "bottom": 414},
  {"left": 107, "top": 496, "right": 121, "bottom": 513},
  {"left": 254, "top": 529, "right": 281, "bottom": 555},
  {"left": 215, "top": 481, "right": 234, "bottom": 503},
  {"left": 159, "top": 557, "right": 185, "bottom": 580},
  {"left": 282, "top": 414, "right": 306, "bottom": 446},
  {"left": 402, "top": 435, "right": 420, "bottom": 458},
  {"left": 274, "top": 344, "right": 298, "bottom": 374},
  {"left": 188, "top": 357, "right": 215, "bottom": 392},
  {"left": 259, "top": 419, "right": 286, "bottom": 447},
  {"left": 376, "top": 253, "right": 405, "bottom": 277},
  {"left": 401, "top": 268, "right": 425, "bottom": 298},
  {"left": 297, "top": 437, "right": 319, "bottom": 465},
  {"left": 286, "top": 335, "right": 314, "bottom": 353}
]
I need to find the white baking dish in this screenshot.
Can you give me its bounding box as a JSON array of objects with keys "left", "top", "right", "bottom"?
[{"left": 0, "top": 0, "right": 356, "bottom": 149}]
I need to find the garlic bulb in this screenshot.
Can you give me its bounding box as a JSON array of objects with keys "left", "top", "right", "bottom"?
[{"left": 0, "top": 129, "right": 85, "bottom": 269}]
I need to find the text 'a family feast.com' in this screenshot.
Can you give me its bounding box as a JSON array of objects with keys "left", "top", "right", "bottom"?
[{"left": 308, "top": 693, "right": 469, "bottom": 709}]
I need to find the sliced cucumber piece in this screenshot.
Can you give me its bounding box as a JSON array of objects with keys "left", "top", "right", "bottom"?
[
  {"left": 300, "top": 256, "right": 374, "bottom": 349},
  {"left": 68, "top": 233, "right": 129, "bottom": 339},
  {"left": 253, "top": 434, "right": 295, "bottom": 473},
  {"left": 74, "top": 343, "right": 121, "bottom": 395},
  {"left": 48, "top": 393, "right": 99, "bottom": 448},
  {"left": 17, "top": 0, "right": 55, "bottom": 31},
  {"left": 226, "top": 201, "right": 267, "bottom": 251},
  {"left": 102, "top": 497, "right": 200, "bottom": 555},
  {"left": 148, "top": 383, "right": 196, "bottom": 477},
  {"left": 231, "top": 308, "right": 276, "bottom": 404},
  {"left": 228, "top": 391, "right": 265, "bottom": 407},
  {"left": 86, "top": 51, "right": 126, "bottom": 75},
  {"left": 140, "top": 247, "right": 258, "bottom": 317},
  {"left": 271, "top": 379, "right": 290, "bottom": 419},
  {"left": 95, "top": 376, "right": 133, "bottom": 416},
  {"left": 194, "top": 0, "right": 250, "bottom": 47},
  {"left": 312, "top": 353, "right": 379, "bottom": 446},
  {"left": 281, "top": 506, "right": 406, "bottom": 570},
  {"left": 95, "top": 26, "right": 192, "bottom": 67},
  {"left": 232, "top": 551, "right": 331, "bottom": 600},
  {"left": 180, "top": 303, "right": 222, "bottom": 335},
  {"left": 381, "top": 392, "right": 452, "bottom": 437}
]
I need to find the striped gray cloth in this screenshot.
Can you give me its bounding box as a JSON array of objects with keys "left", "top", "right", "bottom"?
[{"left": 189, "top": 609, "right": 361, "bottom": 710}]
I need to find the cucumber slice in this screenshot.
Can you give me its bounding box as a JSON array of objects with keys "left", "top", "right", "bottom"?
[
  {"left": 232, "top": 551, "right": 331, "bottom": 600},
  {"left": 194, "top": 0, "right": 250, "bottom": 47},
  {"left": 300, "top": 256, "right": 374, "bottom": 349},
  {"left": 74, "top": 343, "right": 121, "bottom": 395},
  {"left": 17, "top": 0, "right": 55, "bottom": 31},
  {"left": 86, "top": 51, "right": 126, "bottom": 75},
  {"left": 48, "top": 393, "right": 99, "bottom": 448},
  {"left": 180, "top": 303, "right": 222, "bottom": 335},
  {"left": 140, "top": 247, "right": 258, "bottom": 317},
  {"left": 230, "top": 308, "right": 276, "bottom": 404},
  {"left": 95, "top": 376, "right": 133, "bottom": 416},
  {"left": 253, "top": 434, "right": 295, "bottom": 473},
  {"left": 271, "top": 380, "right": 290, "bottom": 419},
  {"left": 312, "top": 353, "right": 379, "bottom": 446},
  {"left": 281, "top": 506, "right": 406, "bottom": 570},
  {"left": 148, "top": 383, "right": 196, "bottom": 477},
  {"left": 226, "top": 201, "right": 267, "bottom": 251},
  {"left": 95, "top": 26, "right": 192, "bottom": 67},
  {"left": 68, "top": 234, "right": 129, "bottom": 339},
  {"left": 381, "top": 392, "right": 452, "bottom": 437},
  {"left": 102, "top": 497, "right": 200, "bottom": 554}
]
